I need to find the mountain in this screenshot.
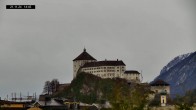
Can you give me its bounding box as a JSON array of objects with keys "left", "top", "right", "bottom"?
[{"left": 154, "top": 51, "right": 196, "bottom": 97}]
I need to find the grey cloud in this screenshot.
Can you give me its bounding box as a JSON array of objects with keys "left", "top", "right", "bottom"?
[{"left": 0, "top": 0, "right": 195, "bottom": 98}]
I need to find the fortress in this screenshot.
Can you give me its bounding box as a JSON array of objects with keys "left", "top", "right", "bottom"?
[{"left": 73, "top": 48, "right": 141, "bottom": 83}]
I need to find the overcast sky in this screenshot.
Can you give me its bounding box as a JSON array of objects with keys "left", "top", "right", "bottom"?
[{"left": 0, "top": 0, "right": 195, "bottom": 99}]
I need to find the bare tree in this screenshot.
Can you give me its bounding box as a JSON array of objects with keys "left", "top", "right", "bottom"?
[
  {"left": 50, "top": 79, "right": 60, "bottom": 94},
  {"left": 43, "top": 79, "right": 60, "bottom": 95},
  {"left": 43, "top": 81, "right": 51, "bottom": 95}
]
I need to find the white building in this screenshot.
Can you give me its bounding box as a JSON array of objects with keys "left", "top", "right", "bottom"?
[
  {"left": 73, "top": 48, "right": 97, "bottom": 78},
  {"left": 81, "top": 60, "right": 126, "bottom": 79},
  {"left": 124, "top": 70, "right": 140, "bottom": 83},
  {"left": 73, "top": 49, "right": 140, "bottom": 83}
]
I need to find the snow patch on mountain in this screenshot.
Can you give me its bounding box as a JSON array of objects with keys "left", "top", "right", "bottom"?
[
  {"left": 154, "top": 51, "right": 196, "bottom": 97},
  {"left": 160, "top": 53, "right": 191, "bottom": 74}
]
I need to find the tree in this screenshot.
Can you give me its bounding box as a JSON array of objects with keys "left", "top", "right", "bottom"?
[
  {"left": 174, "top": 89, "right": 196, "bottom": 110},
  {"left": 50, "top": 79, "right": 60, "bottom": 94},
  {"left": 43, "top": 79, "right": 60, "bottom": 95},
  {"left": 43, "top": 81, "right": 51, "bottom": 95},
  {"left": 109, "top": 83, "right": 151, "bottom": 110}
]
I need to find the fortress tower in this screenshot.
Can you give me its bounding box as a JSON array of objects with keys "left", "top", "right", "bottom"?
[
  {"left": 73, "top": 48, "right": 97, "bottom": 78},
  {"left": 73, "top": 48, "right": 140, "bottom": 83}
]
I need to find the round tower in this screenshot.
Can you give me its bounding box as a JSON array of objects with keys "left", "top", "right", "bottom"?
[{"left": 73, "top": 48, "right": 97, "bottom": 78}]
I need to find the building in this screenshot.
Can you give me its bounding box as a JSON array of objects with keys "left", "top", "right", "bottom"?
[
  {"left": 81, "top": 60, "right": 126, "bottom": 79},
  {"left": 160, "top": 92, "right": 167, "bottom": 107},
  {"left": 124, "top": 70, "right": 141, "bottom": 83},
  {"left": 150, "top": 79, "right": 170, "bottom": 94},
  {"left": 36, "top": 95, "right": 67, "bottom": 110},
  {"left": 0, "top": 100, "right": 33, "bottom": 110},
  {"left": 73, "top": 48, "right": 141, "bottom": 83},
  {"left": 73, "top": 48, "right": 97, "bottom": 78}
]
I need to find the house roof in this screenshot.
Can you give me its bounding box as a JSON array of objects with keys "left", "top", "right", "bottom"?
[
  {"left": 82, "top": 60, "right": 126, "bottom": 68},
  {"left": 124, "top": 70, "right": 140, "bottom": 74},
  {"left": 73, "top": 48, "right": 96, "bottom": 61},
  {"left": 150, "top": 79, "right": 169, "bottom": 86},
  {"left": 37, "top": 99, "right": 64, "bottom": 106}
]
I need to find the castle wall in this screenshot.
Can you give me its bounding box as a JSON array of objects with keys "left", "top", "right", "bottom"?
[
  {"left": 81, "top": 65, "right": 126, "bottom": 79},
  {"left": 73, "top": 60, "right": 96, "bottom": 78},
  {"left": 123, "top": 73, "right": 140, "bottom": 83},
  {"left": 151, "top": 86, "right": 170, "bottom": 94}
]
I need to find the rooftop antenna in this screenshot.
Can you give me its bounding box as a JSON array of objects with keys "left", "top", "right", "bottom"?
[
  {"left": 35, "top": 92, "right": 37, "bottom": 101},
  {"left": 14, "top": 92, "right": 16, "bottom": 102},
  {"left": 83, "top": 46, "right": 86, "bottom": 52},
  {"left": 11, "top": 93, "right": 13, "bottom": 101},
  {"left": 7, "top": 94, "right": 8, "bottom": 101},
  {"left": 20, "top": 92, "right": 22, "bottom": 102},
  {"left": 27, "top": 92, "right": 29, "bottom": 100},
  {"left": 140, "top": 70, "right": 143, "bottom": 82}
]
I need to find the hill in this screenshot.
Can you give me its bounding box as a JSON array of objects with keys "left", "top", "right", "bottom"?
[
  {"left": 154, "top": 51, "right": 196, "bottom": 97},
  {"left": 55, "top": 72, "right": 151, "bottom": 109},
  {"left": 55, "top": 72, "right": 130, "bottom": 104}
]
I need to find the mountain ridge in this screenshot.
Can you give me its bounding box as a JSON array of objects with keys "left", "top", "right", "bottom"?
[{"left": 154, "top": 51, "right": 196, "bottom": 97}]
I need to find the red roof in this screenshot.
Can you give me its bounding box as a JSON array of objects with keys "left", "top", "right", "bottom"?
[{"left": 73, "top": 49, "right": 96, "bottom": 61}]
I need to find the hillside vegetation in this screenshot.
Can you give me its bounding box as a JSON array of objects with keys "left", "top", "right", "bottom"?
[
  {"left": 174, "top": 89, "right": 196, "bottom": 106},
  {"left": 55, "top": 72, "right": 151, "bottom": 109},
  {"left": 56, "top": 72, "right": 129, "bottom": 103}
]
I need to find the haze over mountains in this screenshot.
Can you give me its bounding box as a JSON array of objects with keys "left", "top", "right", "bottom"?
[{"left": 154, "top": 51, "right": 196, "bottom": 97}]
